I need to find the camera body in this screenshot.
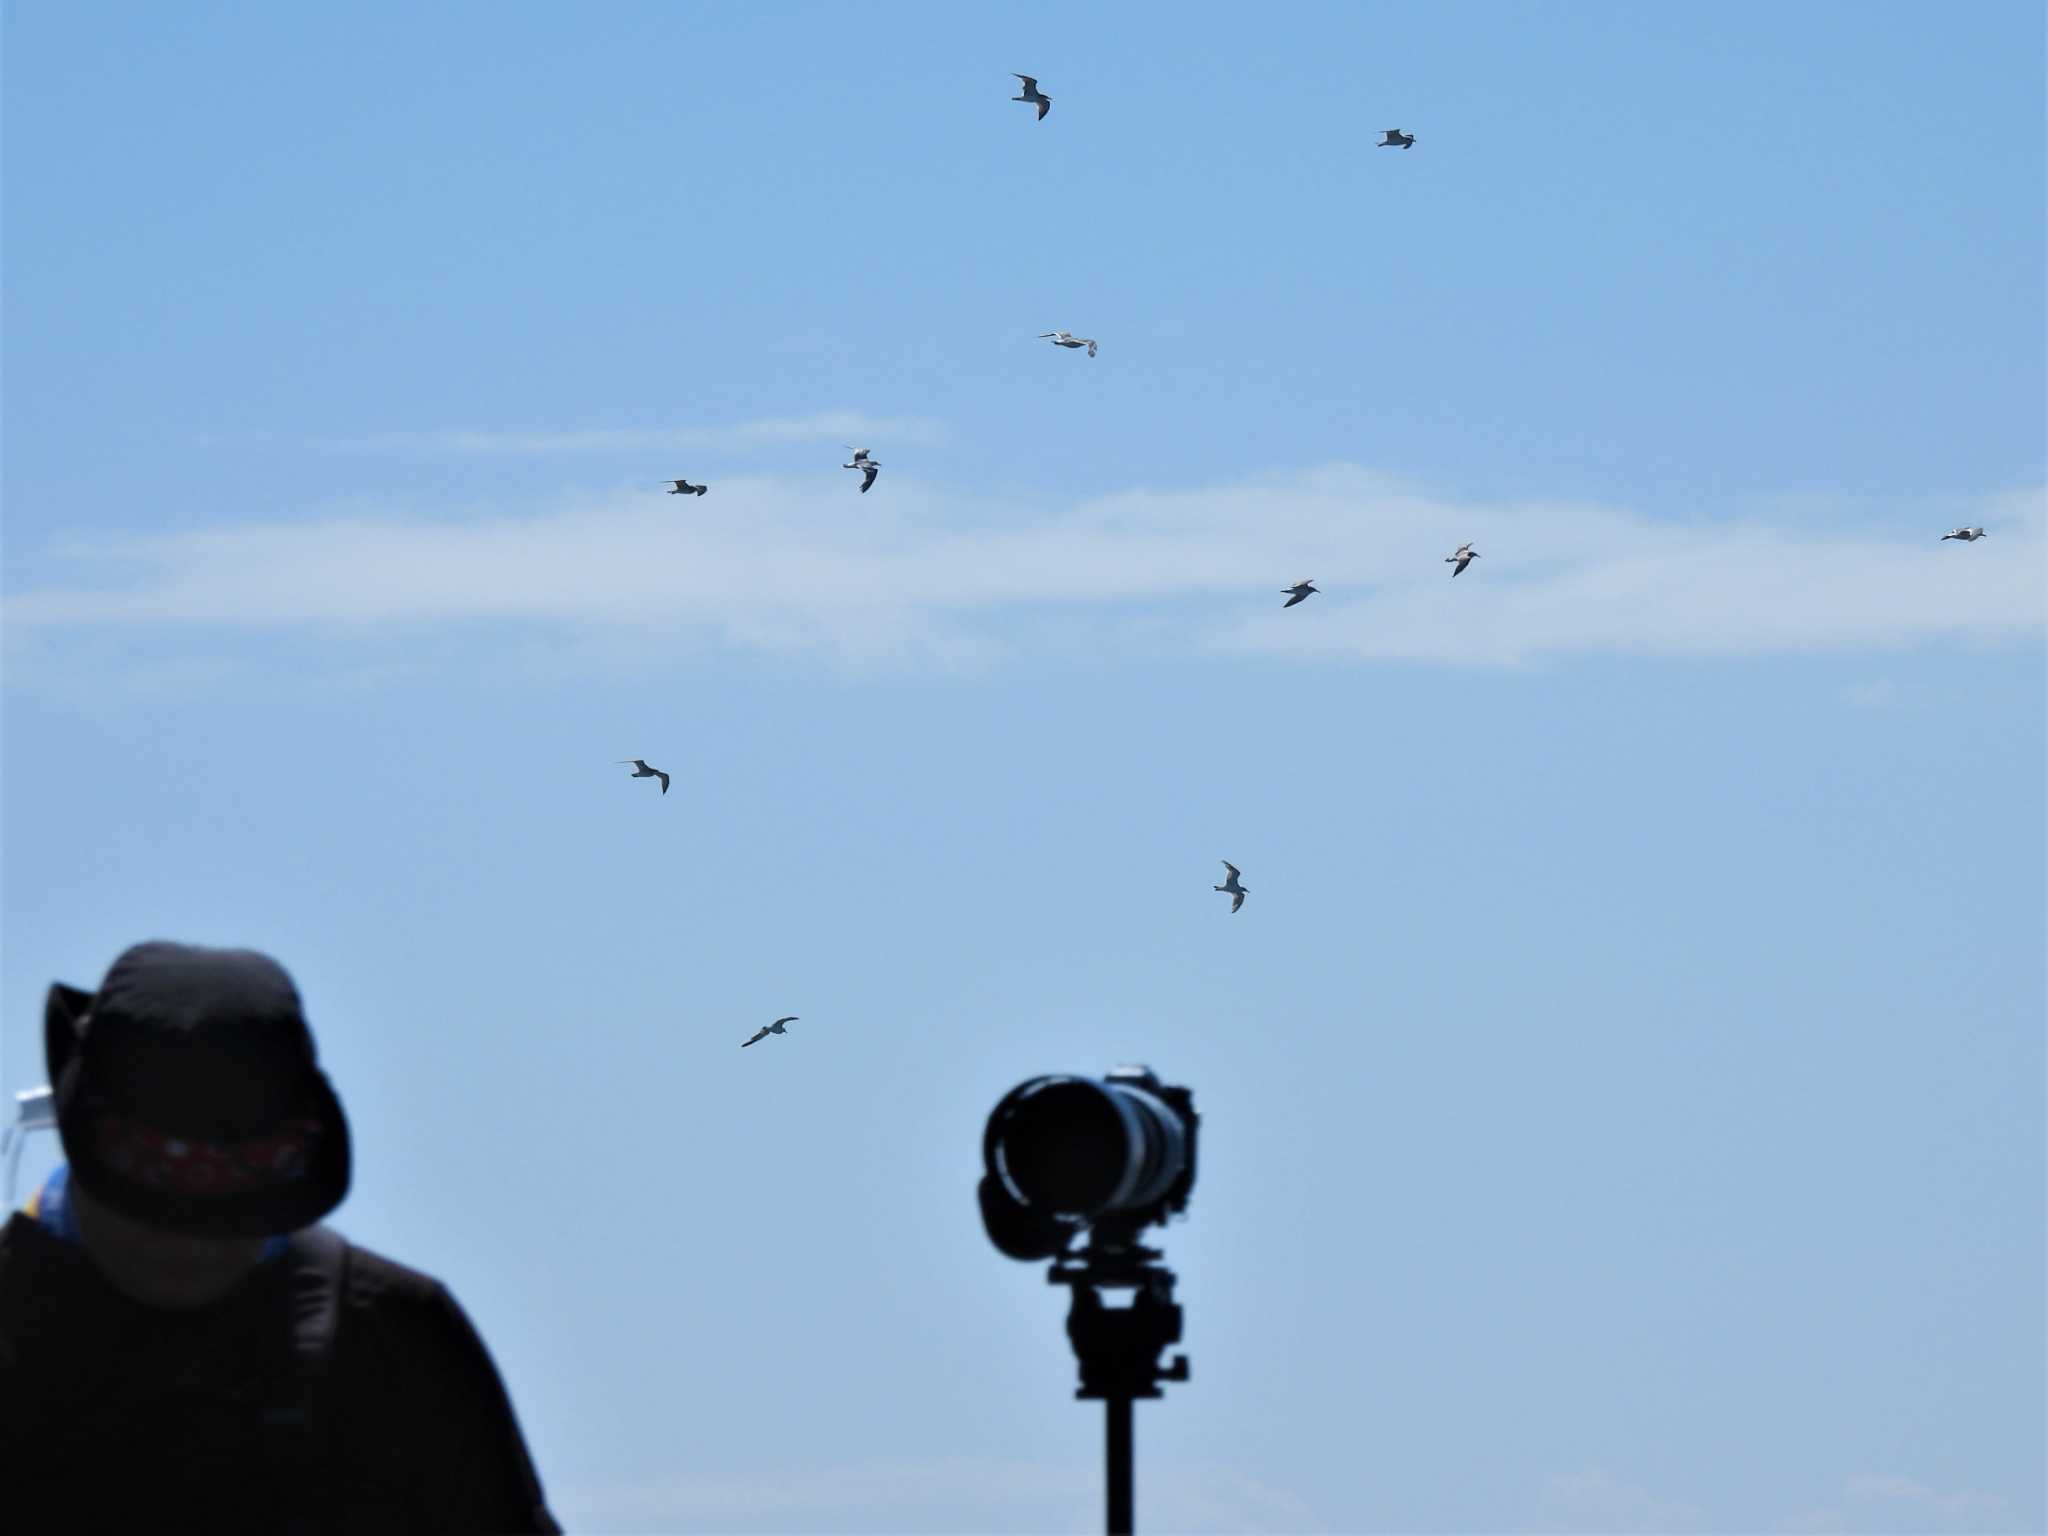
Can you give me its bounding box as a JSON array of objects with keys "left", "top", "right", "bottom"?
[{"left": 979, "top": 1064, "right": 1198, "bottom": 1261}]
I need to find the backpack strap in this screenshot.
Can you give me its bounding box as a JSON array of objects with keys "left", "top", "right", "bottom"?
[
  {"left": 284, "top": 1224, "right": 348, "bottom": 1367},
  {"left": 267, "top": 1224, "right": 348, "bottom": 1534}
]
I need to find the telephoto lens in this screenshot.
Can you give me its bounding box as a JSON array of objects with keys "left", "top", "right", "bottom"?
[{"left": 980, "top": 1066, "right": 1196, "bottom": 1258}]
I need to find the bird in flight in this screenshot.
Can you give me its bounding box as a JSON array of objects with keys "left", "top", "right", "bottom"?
[
  {"left": 1379, "top": 129, "right": 1416, "bottom": 149},
  {"left": 617, "top": 759, "right": 670, "bottom": 794},
  {"left": 1940, "top": 526, "right": 1987, "bottom": 541},
  {"left": 742, "top": 1016, "right": 798, "bottom": 1048},
  {"left": 1282, "top": 580, "right": 1319, "bottom": 609},
  {"left": 1446, "top": 542, "right": 1481, "bottom": 576},
  {"left": 843, "top": 447, "right": 880, "bottom": 493},
  {"left": 1013, "top": 74, "right": 1051, "bottom": 121},
  {"left": 1214, "top": 860, "right": 1248, "bottom": 914},
  {"left": 666, "top": 478, "right": 708, "bottom": 497},
  {"left": 1039, "top": 331, "right": 1098, "bottom": 358}
]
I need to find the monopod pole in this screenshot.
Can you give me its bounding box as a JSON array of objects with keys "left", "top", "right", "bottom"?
[{"left": 1106, "top": 1394, "right": 1134, "bottom": 1535}]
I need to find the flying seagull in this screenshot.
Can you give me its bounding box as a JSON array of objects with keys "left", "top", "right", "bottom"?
[
  {"left": 617, "top": 759, "right": 670, "bottom": 794},
  {"left": 843, "top": 446, "right": 880, "bottom": 493},
  {"left": 1214, "top": 860, "right": 1247, "bottom": 914},
  {"left": 1940, "top": 526, "right": 1987, "bottom": 541},
  {"left": 1379, "top": 129, "right": 1416, "bottom": 149},
  {"left": 1013, "top": 73, "right": 1051, "bottom": 121},
  {"left": 1446, "top": 542, "right": 1480, "bottom": 576},
  {"left": 1039, "top": 330, "right": 1098, "bottom": 358},
  {"left": 742, "top": 1016, "right": 798, "bottom": 1048},
  {"left": 1282, "top": 580, "right": 1319, "bottom": 608},
  {"left": 666, "top": 478, "right": 708, "bottom": 497}
]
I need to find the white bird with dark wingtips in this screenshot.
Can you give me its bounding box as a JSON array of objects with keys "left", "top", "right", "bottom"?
[
  {"left": 1039, "top": 331, "right": 1097, "bottom": 358},
  {"left": 1446, "top": 542, "right": 1480, "bottom": 576},
  {"left": 665, "top": 478, "right": 708, "bottom": 497},
  {"left": 1379, "top": 129, "right": 1416, "bottom": 149},
  {"left": 1012, "top": 73, "right": 1052, "bottom": 120},
  {"left": 1940, "top": 526, "right": 1987, "bottom": 541},
  {"left": 843, "top": 447, "right": 880, "bottom": 494},
  {"left": 1282, "top": 580, "right": 1319, "bottom": 609},
  {"left": 616, "top": 759, "right": 670, "bottom": 794},
  {"left": 742, "top": 1016, "right": 798, "bottom": 1048},
  {"left": 1214, "top": 860, "right": 1248, "bottom": 914}
]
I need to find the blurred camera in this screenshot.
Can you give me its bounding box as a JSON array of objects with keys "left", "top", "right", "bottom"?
[{"left": 979, "top": 1065, "right": 1197, "bottom": 1260}]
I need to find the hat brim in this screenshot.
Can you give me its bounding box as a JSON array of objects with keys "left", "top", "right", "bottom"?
[
  {"left": 46, "top": 981, "right": 353, "bottom": 1239},
  {"left": 44, "top": 982, "right": 92, "bottom": 1092}
]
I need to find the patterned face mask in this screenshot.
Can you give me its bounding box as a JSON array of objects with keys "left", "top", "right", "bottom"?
[{"left": 89, "top": 1113, "right": 324, "bottom": 1195}]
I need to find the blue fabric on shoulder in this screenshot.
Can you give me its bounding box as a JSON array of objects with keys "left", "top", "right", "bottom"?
[{"left": 30, "top": 1161, "right": 80, "bottom": 1241}]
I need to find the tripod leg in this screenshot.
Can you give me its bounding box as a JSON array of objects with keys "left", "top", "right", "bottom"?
[{"left": 1106, "top": 1394, "right": 1133, "bottom": 1535}]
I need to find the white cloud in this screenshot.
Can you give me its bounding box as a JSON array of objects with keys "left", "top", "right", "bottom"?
[
  {"left": 386, "top": 410, "right": 946, "bottom": 456},
  {"left": 1839, "top": 678, "right": 1902, "bottom": 709},
  {"left": 190, "top": 411, "right": 947, "bottom": 458},
  {"left": 1526, "top": 1468, "right": 1714, "bottom": 1533},
  {"left": 5, "top": 469, "right": 2039, "bottom": 674},
  {"left": 1779, "top": 1473, "right": 2021, "bottom": 1534}
]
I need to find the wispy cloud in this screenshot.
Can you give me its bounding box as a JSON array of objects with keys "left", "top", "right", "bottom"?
[
  {"left": 1780, "top": 1473, "right": 2022, "bottom": 1534},
  {"left": 349, "top": 410, "right": 947, "bottom": 457},
  {"left": 1839, "top": 678, "right": 1903, "bottom": 709},
  {"left": 554, "top": 1456, "right": 1320, "bottom": 1534},
  {"left": 1526, "top": 1468, "right": 1713, "bottom": 1533},
  {"left": 6, "top": 469, "right": 2040, "bottom": 674}
]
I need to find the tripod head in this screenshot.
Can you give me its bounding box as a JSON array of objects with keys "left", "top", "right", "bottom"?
[{"left": 1049, "top": 1235, "right": 1189, "bottom": 1402}]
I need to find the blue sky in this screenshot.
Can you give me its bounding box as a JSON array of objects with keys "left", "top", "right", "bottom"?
[{"left": 4, "top": 3, "right": 2042, "bottom": 1532}]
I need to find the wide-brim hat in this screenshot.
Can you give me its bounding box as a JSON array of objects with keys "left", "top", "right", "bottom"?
[{"left": 46, "top": 942, "right": 351, "bottom": 1238}]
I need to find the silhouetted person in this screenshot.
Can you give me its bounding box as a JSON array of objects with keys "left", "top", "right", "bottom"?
[{"left": 0, "top": 941, "right": 560, "bottom": 1534}]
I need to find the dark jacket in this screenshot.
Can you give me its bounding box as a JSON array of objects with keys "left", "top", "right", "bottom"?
[{"left": 0, "top": 1212, "right": 558, "bottom": 1534}]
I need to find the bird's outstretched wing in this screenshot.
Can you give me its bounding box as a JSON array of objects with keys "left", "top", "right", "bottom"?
[
  {"left": 774, "top": 1016, "right": 798, "bottom": 1027},
  {"left": 657, "top": 771, "right": 670, "bottom": 794},
  {"left": 1283, "top": 590, "right": 1306, "bottom": 607},
  {"left": 1015, "top": 74, "right": 1038, "bottom": 91},
  {"left": 860, "top": 464, "right": 879, "bottom": 491},
  {"left": 1221, "top": 860, "right": 1240, "bottom": 880},
  {"left": 619, "top": 758, "right": 647, "bottom": 772},
  {"left": 1036, "top": 98, "right": 1051, "bottom": 120},
  {"left": 1231, "top": 891, "right": 1245, "bottom": 913},
  {"left": 742, "top": 1027, "right": 770, "bottom": 1047},
  {"left": 1083, "top": 338, "right": 1096, "bottom": 355}
]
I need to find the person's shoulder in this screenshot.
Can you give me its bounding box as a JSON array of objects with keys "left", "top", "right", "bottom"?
[
  {"left": 323, "top": 1234, "right": 501, "bottom": 1372},
  {"left": 0, "top": 1209, "right": 98, "bottom": 1297},
  {"left": 328, "top": 1235, "right": 470, "bottom": 1339},
  {"left": 334, "top": 1234, "right": 451, "bottom": 1305},
  {"left": 318, "top": 1232, "right": 558, "bottom": 1530},
  {"left": 1, "top": 1209, "right": 52, "bottom": 1251}
]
